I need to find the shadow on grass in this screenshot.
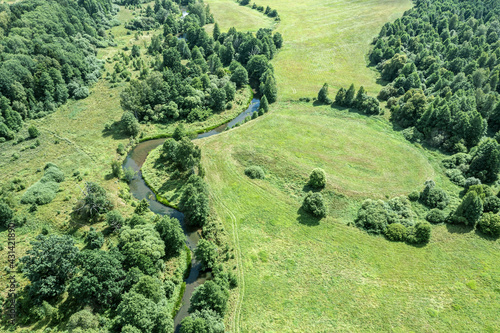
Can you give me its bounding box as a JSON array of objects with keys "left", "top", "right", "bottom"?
[
  {"left": 474, "top": 228, "right": 500, "bottom": 241},
  {"left": 445, "top": 223, "right": 474, "bottom": 234},
  {"left": 102, "top": 121, "right": 129, "bottom": 140},
  {"left": 302, "top": 184, "right": 323, "bottom": 193},
  {"left": 296, "top": 206, "right": 321, "bottom": 226}
]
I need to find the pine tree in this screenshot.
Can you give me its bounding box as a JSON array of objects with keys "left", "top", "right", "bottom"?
[
  {"left": 355, "top": 86, "right": 365, "bottom": 107},
  {"left": 334, "top": 88, "right": 346, "bottom": 106},
  {"left": 317, "top": 83, "right": 330, "bottom": 104},
  {"left": 451, "top": 191, "right": 483, "bottom": 226},
  {"left": 213, "top": 22, "right": 221, "bottom": 41},
  {"left": 344, "top": 84, "right": 356, "bottom": 106},
  {"left": 260, "top": 95, "right": 269, "bottom": 113},
  {"left": 261, "top": 75, "right": 277, "bottom": 103}
]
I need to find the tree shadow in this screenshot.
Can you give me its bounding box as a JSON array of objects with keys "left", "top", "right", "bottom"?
[
  {"left": 445, "top": 223, "right": 474, "bottom": 234},
  {"left": 101, "top": 121, "right": 129, "bottom": 140},
  {"left": 104, "top": 173, "right": 115, "bottom": 181},
  {"left": 296, "top": 206, "right": 321, "bottom": 226},
  {"left": 302, "top": 184, "right": 323, "bottom": 193},
  {"left": 474, "top": 228, "right": 499, "bottom": 241}
]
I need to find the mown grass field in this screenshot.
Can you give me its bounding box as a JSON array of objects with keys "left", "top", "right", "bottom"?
[{"left": 199, "top": 102, "right": 500, "bottom": 332}]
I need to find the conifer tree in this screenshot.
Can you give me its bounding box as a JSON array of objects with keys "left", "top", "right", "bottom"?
[{"left": 344, "top": 84, "right": 356, "bottom": 106}]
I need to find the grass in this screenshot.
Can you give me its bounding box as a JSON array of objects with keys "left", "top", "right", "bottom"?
[
  {"left": 198, "top": 102, "right": 500, "bottom": 332},
  {"left": 205, "top": 0, "right": 412, "bottom": 100},
  {"left": 204, "top": 0, "right": 275, "bottom": 35}
]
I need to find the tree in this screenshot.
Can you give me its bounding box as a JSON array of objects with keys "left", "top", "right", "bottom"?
[
  {"left": 116, "top": 291, "right": 173, "bottom": 333},
  {"left": 259, "top": 95, "right": 269, "bottom": 113},
  {"left": 189, "top": 280, "right": 229, "bottom": 316},
  {"left": 0, "top": 200, "right": 14, "bottom": 228},
  {"left": 76, "top": 181, "right": 113, "bottom": 220},
  {"left": 308, "top": 168, "right": 326, "bottom": 188},
  {"left": 121, "top": 112, "right": 140, "bottom": 137},
  {"left": 106, "top": 210, "right": 124, "bottom": 232},
  {"left": 180, "top": 309, "right": 225, "bottom": 333},
  {"left": 468, "top": 138, "right": 500, "bottom": 183},
  {"left": 230, "top": 66, "right": 249, "bottom": 88},
  {"left": 195, "top": 239, "right": 218, "bottom": 271},
  {"left": 317, "top": 83, "right": 330, "bottom": 104},
  {"left": 344, "top": 84, "right": 355, "bottom": 106},
  {"left": 155, "top": 215, "right": 185, "bottom": 257},
  {"left": 355, "top": 86, "right": 365, "bottom": 107},
  {"left": 478, "top": 212, "right": 500, "bottom": 237},
  {"left": 20, "top": 234, "right": 79, "bottom": 301},
  {"left": 118, "top": 224, "right": 165, "bottom": 275},
  {"left": 175, "top": 137, "right": 202, "bottom": 171},
  {"left": 413, "top": 221, "right": 431, "bottom": 244},
  {"left": 420, "top": 180, "right": 449, "bottom": 209},
  {"left": 135, "top": 198, "right": 150, "bottom": 215},
  {"left": 68, "top": 249, "right": 125, "bottom": 308},
  {"left": 28, "top": 125, "right": 40, "bottom": 138},
  {"left": 334, "top": 88, "right": 346, "bottom": 106},
  {"left": 67, "top": 309, "right": 99, "bottom": 332},
  {"left": 260, "top": 73, "right": 277, "bottom": 103},
  {"left": 213, "top": 22, "right": 220, "bottom": 41},
  {"left": 273, "top": 32, "right": 283, "bottom": 49},
  {"left": 173, "top": 123, "right": 188, "bottom": 141},
  {"left": 385, "top": 223, "right": 407, "bottom": 241},
  {"left": 85, "top": 227, "right": 104, "bottom": 249},
  {"left": 111, "top": 160, "right": 123, "bottom": 178},
  {"left": 302, "top": 192, "right": 328, "bottom": 218},
  {"left": 451, "top": 191, "right": 483, "bottom": 226},
  {"left": 180, "top": 184, "right": 209, "bottom": 227},
  {"left": 212, "top": 88, "right": 226, "bottom": 111},
  {"left": 130, "top": 275, "right": 165, "bottom": 303}
]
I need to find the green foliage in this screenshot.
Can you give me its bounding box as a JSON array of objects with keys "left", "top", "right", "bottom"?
[
  {"left": 21, "top": 164, "right": 64, "bottom": 205},
  {"left": 308, "top": 168, "right": 326, "bottom": 188},
  {"left": 20, "top": 234, "right": 79, "bottom": 301},
  {"left": 106, "top": 210, "right": 124, "bottom": 232},
  {"left": 483, "top": 196, "right": 500, "bottom": 214},
  {"left": 179, "top": 175, "right": 210, "bottom": 227},
  {"left": 334, "top": 88, "right": 346, "bottom": 106},
  {"left": 344, "top": 84, "right": 356, "bottom": 106},
  {"left": 407, "top": 221, "right": 432, "bottom": 244},
  {"left": 67, "top": 309, "right": 99, "bottom": 332},
  {"left": 477, "top": 212, "right": 500, "bottom": 237},
  {"left": 451, "top": 191, "right": 483, "bottom": 226},
  {"left": 115, "top": 291, "right": 173, "bottom": 333},
  {"left": 260, "top": 95, "right": 269, "bottom": 113},
  {"left": 180, "top": 309, "right": 225, "bottom": 333},
  {"left": 131, "top": 275, "right": 165, "bottom": 303},
  {"left": 317, "top": 83, "right": 330, "bottom": 104},
  {"left": 468, "top": 138, "right": 500, "bottom": 183},
  {"left": 118, "top": 224, "right": 165, "bottom": 275},
  {"left": 68, "top": 249, "right": 125, "bottom": 308},
  {"left": 155, "top": 215, "right": 186, "bottom": 257},
  {"left": 244, "top": 165, "right": 265, "bottom": 179},
  {"left": 189, "top": 280, "right": 229, "bottom": 316},
  {"left": 134, "top": 198, "right": 150, "bottom": 215},
  {"left": 0, "top": 200, "right": 14, "bottom": 228},
  {"left": 28, "top": 125, "right": 40, "bottom": 139},
  {"left": 302, "top": 192, "right": 327, "bottom": 218},
  {"left": 76, "top": 181, "right": 113, "bottom": 219},
  {"left": 85, "top": 227, "right": 104, "bottom": 249},
  {"left": 121, "top": 112, "right": 140, "bottom": 137},
  {"left": 385, "top": 223, "right": 407, "bottom": 241},
  {"left": 420, "top": 180, "right": 449, "bottom": 209},
  {"left": 426, "top": 209, "right": 446, "bottom": 224},
  {"left": 195, "top": 239, "right": 218, "bottom": 271},
  {"left": 111, "top": 160, "right": 123, "bottom": 178},
  {"left": 408, "top": 191, "right": 420, "bottom": 202}
]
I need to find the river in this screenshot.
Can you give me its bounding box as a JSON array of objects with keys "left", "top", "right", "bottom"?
[{"left": 123, "top": 98, "right": 260, "bottom": 331}]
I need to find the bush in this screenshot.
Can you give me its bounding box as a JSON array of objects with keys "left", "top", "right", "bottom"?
[
  {"left": 117, "top": 143, "right": 126, "bottom": 155},
  {"left": 67, "top": 309, "right": 99, "bottom": 332},
  {"left": 450, "top": 191, "right": 483, "bottom": 226},
  {"left": 42, "top": 165, "right": 65, "bottom": 183},
  {"left": 86, "top": 227, "right": 104, "bottom": 249},
  {"left": 355, "top": 199, "right": 388, "bottom": 234},
  {"left": 483, "top": 196, "right": 500, "bottom": 213},
  {"left": 477, "top": 212, "right": 500, "bottom": 237},
  {"left": 426, "top": 209, "right": 445, "bottom": 224},
  {"left": 244, "top": 166, "right": 265, "bottom": 179},
  {"left": 21, "top": 181, "right": 59, "bottom": 205},
  {"left": 189, "top": 280, "right": 229, "bottom": 316},
  {"left": 302, "top": 192, "right": 328, "bottom": 218},
  {"left": 445, "top": 169, "right": 466, "bottom": 186},
  {"left": 385, "top": 223, "right": 407, "bottom": 241},
  {"left": 28, "top": 125, "right": 40, "bottom": 138},
  {"left": 156, "top": 216, "right": 185, "bottom": 257},
  {"left": 464, "top": 177, "right": 481, "bottom": 190},
  {"left": 407, "top": 221, "right": 431, "bottom": 244},
  {"left": 420, "top": 180, "right": 449, "bottom": 209},
  {"left": 308, "top": 168, "right": 326, "bottom": 188},
  {"left": 195, "top": 239, "right": 218, "bottom": 271},
  {"left": 106, "top": 210, "right": 124, "bottom": 232},
  {"left": 408, "top": 191, "right": 420, "bottom": 201},
  {"left": 0, "top": 201, "right": 14, "bottom": 228}
]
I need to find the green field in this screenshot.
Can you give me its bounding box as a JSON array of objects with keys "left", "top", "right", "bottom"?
[
  {"left": 206, "top": 0, "right": 411, "bottom": 99},
  {"left": 199, "top": 102, "right": 500, "bottom": 332}
]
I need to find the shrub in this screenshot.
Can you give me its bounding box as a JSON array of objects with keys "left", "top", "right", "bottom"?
[
  {"left": 483, "top": 196, "right": 500, "bottom": 213},
  {"left": 445, "top": 169, "right": 466, "bottom": 186},
  {"left": 111, "top": 160, "right": 122, "bottom": 178},
  {"left": 408, "top": 191, "right": 420, "bottom": 201},
  {"left": 385, "top": 223, "right": 407, "bottom": 241},
  {"left": 21, "top": 181, "right": 59, "bottom": 205},
  {"left": 450, "top": 191, "right": 483, "bottom": 226},
  {"left": 106, "top": 210, "right": 124, "bottom": 232},
  {"left": 355, "top": 199, "right": 388, "bottom": 234},
  {"left": 123, "top": 167, "right": 137, "bottom": 183},
  {"left": 28, "top": 125, "right": 40, "bottom": 138},
  {"left": 302, "top": 192, "right": 328, "bottom": 218},
  {"left": 134, "top": 198, "right": 150, "bottom": 215},
  {"left": 189, "top": 280, "right": 229, "bottom": 316},
  {"left": 420, "top": 180, "right": 449, "bottom": 209},
  {"left": 195, "top": 239, "right": 218, "bottom": 271},
  {"left": 0, "top": 201, "right": 14, "bottom": 228},
  {"left": 308, "top": 168, "right": 326, "bottom": 188},
  {"left": 86, "top": 227, "right": 104, "bottom": 249},
  {"left": 464, "top": 177, "right": 481, "bottom": 190},
  {"left": 426, "top": 209, "right": 445, "bottom": 224},
  {"left": 42, "top": 165, "right": 65, "bottom": 183},
  {"left": 407, "top": 221, "right": 432, "bottom": 244},
  {"left": 67, "top": 309, "right": 99, "bottom": 332},
  {"left": 244, "top": 166, "right": 265, "bottom": 179},
  {"left": 477, "top": 212, "right": 500, "bottom": 237},
  {"left": 117, "top": 143, "right": 126, "bottom": 155}
]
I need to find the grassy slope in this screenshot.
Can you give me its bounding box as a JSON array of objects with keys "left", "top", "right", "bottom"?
[
  {"left": 200, "top": 0, "right": 500, "bottom": 331},
  {"left": 199, "top": 103, "right": 500, "bottom": 332}
]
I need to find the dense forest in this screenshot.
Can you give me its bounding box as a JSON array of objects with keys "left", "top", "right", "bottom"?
[
  {"left": 119, "top": 0, "right": 281, "bottom": 133},
  {"left": 0, "top": 0, "right": 118, "bottom": 141}
]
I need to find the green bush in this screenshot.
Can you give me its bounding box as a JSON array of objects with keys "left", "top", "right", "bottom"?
[
  {"left": 41, "top": 165, "right": 65, "bottom": 183},
  {"left": 195, "top": 239, "right": 218, "bottom": 271},
  {"left": 385, "top": 223, "right": 407, "bottom": 241},
  {"left": 0, "top": 201, "right": 14, "bottom": 228},
  {"left": 426, "top": 209, "right": 445, "bottom": 224},
  {"left": 483, "top": 196, "right": 500, "bottom": 214},
  {"left": 308, "top": 168, "right": 326, "bottom": 188},
  {"left": 244, "top": 166, "right": 265, "bottom": 179},
  {"left": 420, "top": 180, "right": 449, "bottom": 209},
  {"left": 477, "top": 212, "right": 500, "bottom": 237},
  {"left": 445, "top": 169, "right": 466, "bottom": 186},
  {"left": 407, "top": 221, "right": 432, "bottom": 244},
  {"left": 106, "top": 210, "right": 124, "bottom": 232},
  {"left": 302, "top": 192, "right": 328, "bottom": 218},
  {"left": 28, "top": 125, "right": 40, "bottom": 139},
  {"left": 111, "top": 160, "right": 123, "bottom": 178},
  {"left": 86, "top": 227, "right": 104, "bottom": 249},
  {"left": 67, "top": 309, "right": 99, "bottom": 332},
  {"left": 21, "top": 181, "right": 59, "bottom": 205},
  {"left": 408, "top": 191, "right": 420, "bottom": 201},
  {"left": 355, "top": 199, "right": 389, "bottom": 234}
]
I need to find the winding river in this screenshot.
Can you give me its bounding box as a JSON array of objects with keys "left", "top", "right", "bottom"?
[{"left": 123, "top": 98, "right": 260, "bottom": 331}]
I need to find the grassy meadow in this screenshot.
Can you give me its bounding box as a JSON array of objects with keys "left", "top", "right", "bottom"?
[{"left": 198, "top": 103, "right": 500, "bottom": 332}]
